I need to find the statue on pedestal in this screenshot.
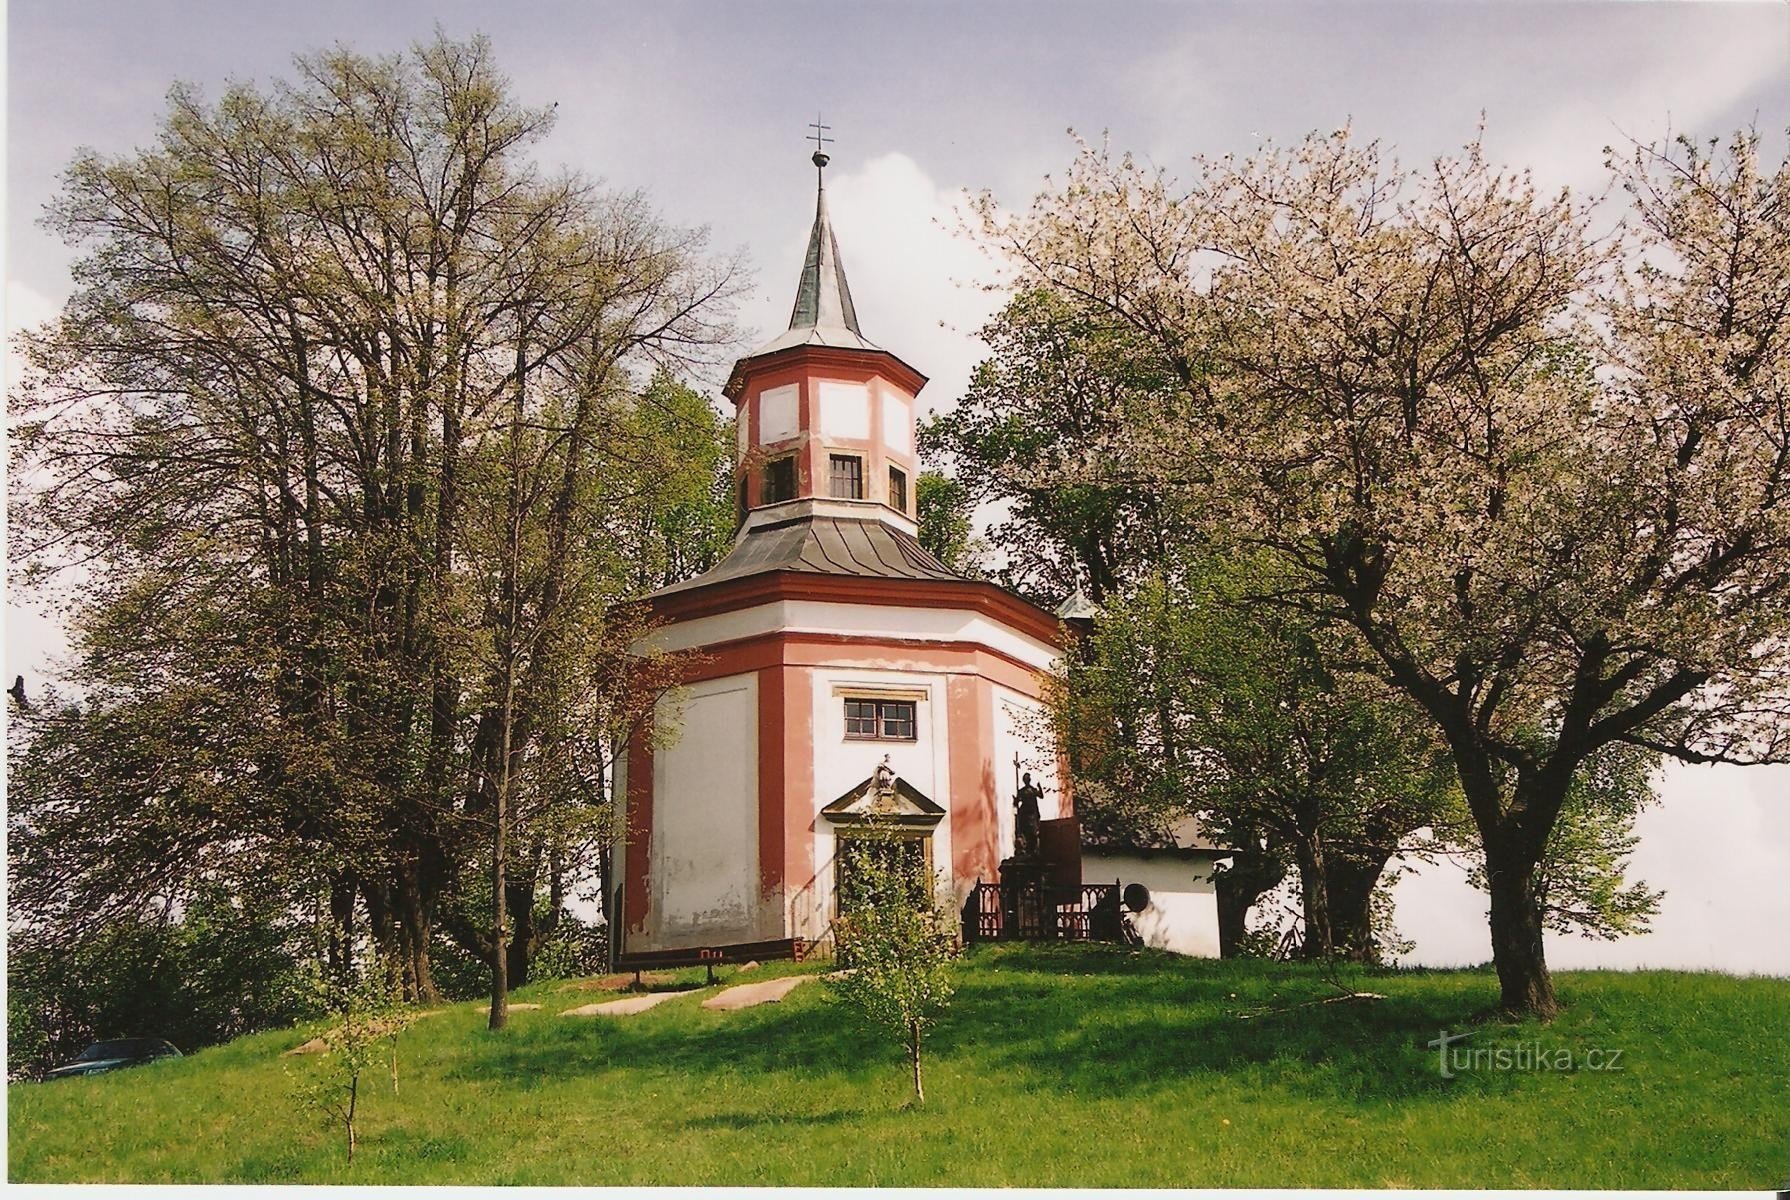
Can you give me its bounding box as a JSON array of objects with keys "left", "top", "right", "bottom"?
[{"left": 1013, "top": 770, "right": 1043, "bottom": 860}]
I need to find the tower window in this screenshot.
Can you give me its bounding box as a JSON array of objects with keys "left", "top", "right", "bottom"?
[
  {"left": 888, "top": 465, "right": 908, "bottom": 512},
  {"left": 828, "top": 454, "right": 864, "bottom": 499},
  {"left": 763, "top": 456, "right": 797, "bottom": 504},
  {"left": 844, "top": 698, "right": 917, "bottom": 741}
]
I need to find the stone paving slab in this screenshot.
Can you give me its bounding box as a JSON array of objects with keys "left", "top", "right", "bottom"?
[
  {"left": 700, "top": 975, "right": 813, "bottom": 1011},
  {"left": 562, "top": 990, "right": 690, "bottom": 1017}
]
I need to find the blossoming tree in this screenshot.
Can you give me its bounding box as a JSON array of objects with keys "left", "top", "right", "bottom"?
[{"left": 975, "top": 128, "right": 1790, "bottom": 1018}]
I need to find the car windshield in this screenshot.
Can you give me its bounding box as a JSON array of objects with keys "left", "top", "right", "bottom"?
[{"left": 73, "top": 1040, "right": 150, "bottom": 1062}]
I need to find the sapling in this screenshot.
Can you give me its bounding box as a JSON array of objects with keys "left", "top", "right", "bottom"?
[{"left": 828, "top": 816, "right": 960, "bottom": 1104}]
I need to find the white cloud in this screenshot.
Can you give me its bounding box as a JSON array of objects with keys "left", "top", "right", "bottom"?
[
  {"left": 1121, "top": 5, "right": 1789, "bottom": 200},
  {"left": 6, "top": 278, "right": 58, "bottom": 338},
  {"left": 1489, "top": 16, "right": 1790, "bottom": 196},
  {"left": 5, "top": 277, "right": 59, "bottom": 385}
]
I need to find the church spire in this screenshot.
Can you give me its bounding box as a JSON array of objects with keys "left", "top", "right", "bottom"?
[
  {"left": 724, "top": 126, "right": 927, "bottom": 398},
  {"left": 788, "top": 129, "right": 861, "bottom": 336}
]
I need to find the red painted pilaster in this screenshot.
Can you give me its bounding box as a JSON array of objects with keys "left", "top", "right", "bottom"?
[
  {"left": 782, "top": 666, "right": 816, "bottom": 934},
  {"left": 949, "top": 675, "right": 1001, "bottom": 884},
  {"left": 622, "top": 724, "right": 655, "bottom": 934},
  {"left": 757, "top": 665, "right": 786, "bottom": 905}
]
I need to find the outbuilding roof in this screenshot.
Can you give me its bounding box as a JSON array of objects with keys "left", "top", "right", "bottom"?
[{"left": 1084, "top": 817, "right": 1235, "bottom": 858}]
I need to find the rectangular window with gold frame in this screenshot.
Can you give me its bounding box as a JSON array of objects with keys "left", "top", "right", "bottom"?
[{"left": 844, "top": 697, "right": 916, "bottom": 740}]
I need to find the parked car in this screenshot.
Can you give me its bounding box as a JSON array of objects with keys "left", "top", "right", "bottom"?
[{"left": 43, "top": 1038, "right": 181, "bottom": 1080}]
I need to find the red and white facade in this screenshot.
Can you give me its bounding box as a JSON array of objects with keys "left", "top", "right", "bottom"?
[{"left": 614, "top": 152, "right": 1067, "bottom": 954}]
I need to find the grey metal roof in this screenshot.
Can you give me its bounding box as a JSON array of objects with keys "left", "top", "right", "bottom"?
[
  {"left": 746, "top": 322, "right": 888, "bottom": 357},
  {"left": 646, "top": 514, "right": 967, "bottom": 599},
  {"left": 789, "top": 167, "right": 860, "bottom": 335},
  {"left": 738, "top": 156, "right": 891, "bottom": 361}
]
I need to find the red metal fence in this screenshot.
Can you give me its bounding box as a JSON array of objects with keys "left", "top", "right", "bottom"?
[{"left": 963, "top": 881, "right": 1124, "bottom": 943}]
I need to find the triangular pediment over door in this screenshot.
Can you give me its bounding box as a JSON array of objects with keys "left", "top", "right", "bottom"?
[{"left": 821, "top": 775, "right": 945, "bottom": 829}]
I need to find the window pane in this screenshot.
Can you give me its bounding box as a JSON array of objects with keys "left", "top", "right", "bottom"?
[
  {"left": 845, "top": 699, "right": 878, "bottom": 737},
  {"left": 879, "top": 700, "right": 916, "bottom": 739},
  {"left": 764, "top": 457, "right": 797, "bottom": 503},
  {"left": 889, "top": 466, "right": 907, "bottom": 511},
  {"left": 829, "top": 454, "right": 863, "bottom": 499},
  {"left": 845, "top": 697, "right": 917, "bottom": 739}
]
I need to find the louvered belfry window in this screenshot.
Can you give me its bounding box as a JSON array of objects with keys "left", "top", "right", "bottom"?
[{"left": 829, "top": 454, "right": 864, "bottom": 499}]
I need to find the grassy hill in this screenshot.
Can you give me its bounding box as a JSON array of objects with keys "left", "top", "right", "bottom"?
[{"left": 8, "top": 943, "right": 1787, "bottom": 1187}]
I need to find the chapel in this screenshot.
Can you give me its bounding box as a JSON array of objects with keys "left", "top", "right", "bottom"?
[{"left": 612, "top": 146, "right": 1070, "bottom": 957}]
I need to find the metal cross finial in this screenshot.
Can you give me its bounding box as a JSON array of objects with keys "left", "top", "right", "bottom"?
[{"left": 808, "top": 114, "right": 834, "bottom": 169}]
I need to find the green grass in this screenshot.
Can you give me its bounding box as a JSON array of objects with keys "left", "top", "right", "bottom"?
[{"left": 9, "top": 945, "right": 1788, "bottom": 1187}]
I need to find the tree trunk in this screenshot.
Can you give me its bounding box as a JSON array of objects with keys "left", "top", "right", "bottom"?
[
  {"left": 1457, "top": 747, "right": 1563, "bottom": 1021},
  {"left": 1324, "top": 854, "right": 1390, "bottom": 964},
  {"left": 489, "top": 748, "right": 510, "bottom": 1030},
  {"left": 489, "top": 344, "right": 525, "bottom": 1034},
  {"left": 1215, "top": 847, "right": 1285, "bottom": 957},
  {"left": 326, "top": 872, "right": 357, "bottom": 986},
  {"left": 909, "top": 1023, "right": 924, "bottom": 1104},
  {"left": 506, "top": 874, "right": 536, "bottom": 988},
  {"left": 363, "top": 883, "right": 402, "bottom": 989},
  {"left": 344, "top": 1073, "right": 359, "bottom": 1163},
  {"left": 398, "top": 867, "right": 439, "bottom": 1004},
  {"left": 1484, "top": 840, "right": 1557, "bottom": 1020},
  {"left": 1291, "top": 833, "right": 1334, "bottom": 961}
]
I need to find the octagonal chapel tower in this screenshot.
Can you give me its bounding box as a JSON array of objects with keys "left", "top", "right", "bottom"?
[{"left": 614, "top": 149, "right": 1067, "bottom": 956}]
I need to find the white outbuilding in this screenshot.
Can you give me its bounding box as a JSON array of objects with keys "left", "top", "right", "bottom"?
[{"left": 1083, "top": 819, "right": 1232, "bottom": 958}]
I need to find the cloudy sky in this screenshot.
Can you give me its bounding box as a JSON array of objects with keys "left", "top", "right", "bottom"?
[{"left": 7, "top": 1, "right": 1789, "bottom": 973}]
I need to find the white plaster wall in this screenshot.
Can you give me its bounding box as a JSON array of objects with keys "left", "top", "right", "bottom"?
[
  {"left": 881, "top": 390, "right": 912, "bottom": 455},
  {"left": 1086, "top": 851, "right": 1222, "bottom": 958},
  {"left": 641, "top": 599, "right": 1060, "bottom": 672},
  {"left": 758, "top": 384, "right": 799, "bottom": 444},
  {"left": 800, "top": 667, "right": 953, "bottom": 939},
  {"left": 650, "top": 672, "right": 760, "bottom": 946},
  {"left": 817, "top": 380, "right": 871, "bottom": 440}
]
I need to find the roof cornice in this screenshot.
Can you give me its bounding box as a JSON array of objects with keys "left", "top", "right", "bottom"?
[
  {"left": 723, "top": 342, "right": 928, "bottom": 401},
  {"left": 641, "top": 570, "right": 1066, "bottom": 650}
]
